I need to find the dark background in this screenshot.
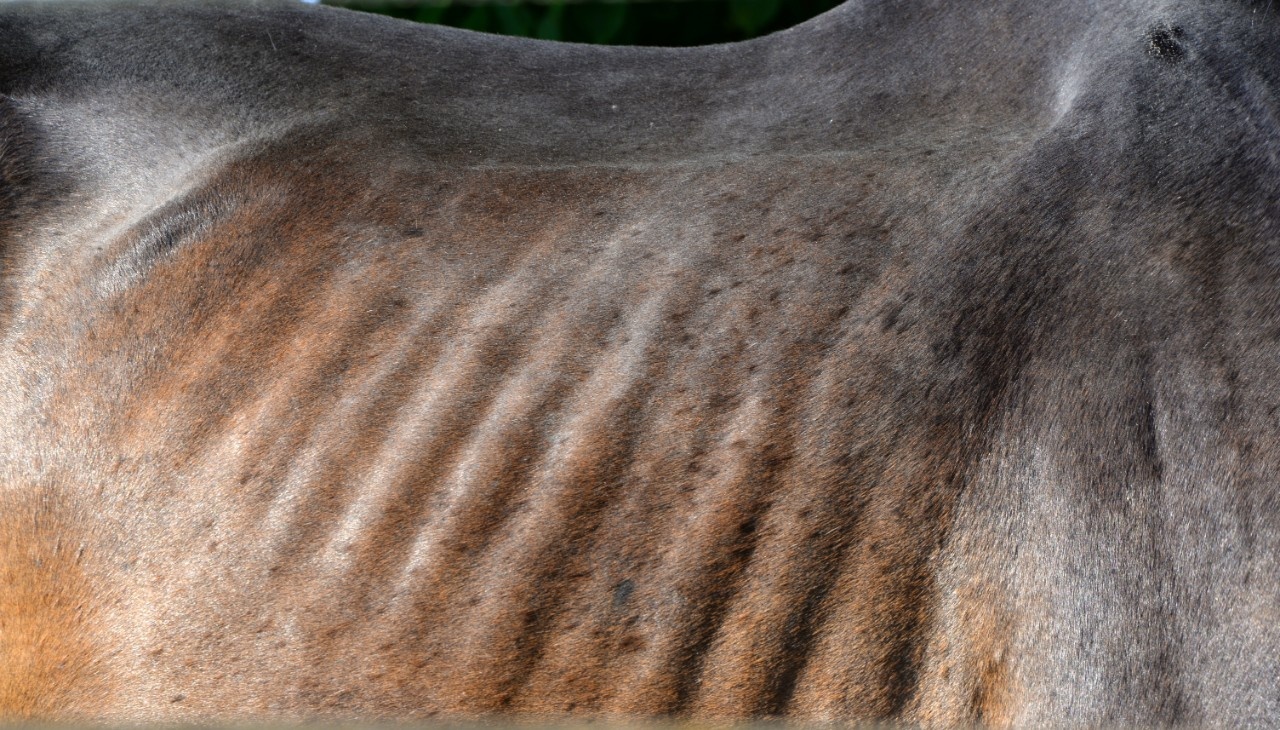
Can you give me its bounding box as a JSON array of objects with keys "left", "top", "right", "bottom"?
[{"left": 324, "top": 0, "right": 845, "bottom": 45}]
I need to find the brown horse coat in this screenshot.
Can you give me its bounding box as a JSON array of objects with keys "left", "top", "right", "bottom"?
[{"left": 0, "top": 0, "right": 1278, "bottom": 725}]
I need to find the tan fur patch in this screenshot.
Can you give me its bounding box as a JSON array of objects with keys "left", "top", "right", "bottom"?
[{"left": 0, "top": 491, "right": 108, "bottom": 719}]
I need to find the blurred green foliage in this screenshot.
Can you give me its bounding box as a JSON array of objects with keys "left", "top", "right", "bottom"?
[{"left": 331, "top": 0, "right": 845, "bottom": 45}]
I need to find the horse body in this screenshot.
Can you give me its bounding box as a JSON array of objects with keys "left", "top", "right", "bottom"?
[{"left": 1, "top": 1, "right": 1278, "bottom": 725}]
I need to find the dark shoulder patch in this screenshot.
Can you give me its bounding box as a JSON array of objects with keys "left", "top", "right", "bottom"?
[
  {"left": 0, "top": 12, "right": 43, "bottom": 95},
  {"left": 0, "top": 95, "right": 46, "bottom": 226}
]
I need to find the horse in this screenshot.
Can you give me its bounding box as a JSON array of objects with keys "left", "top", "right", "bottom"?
[{"left": 1, "top": 0, "right": 1278, "bottom": 725}]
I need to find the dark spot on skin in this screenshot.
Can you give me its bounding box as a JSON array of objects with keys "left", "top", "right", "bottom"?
[
  {"left": 170, "top": 694, "right": 186, "bottom": 703},
  {"left": 613, "top": 579, "right": 635, "bottom": 608},
  {"left": 402, "top": 227, "right": 424, "bottom": 237},
  {"left": 931, "top": 338, "right": 961, "bottom": 361},
  {"left": 618, "top": 634, "right": 644, "bottom": 652},
  {"left": 1147, "top": 23, "right": 1185, "bottom": 62}
]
